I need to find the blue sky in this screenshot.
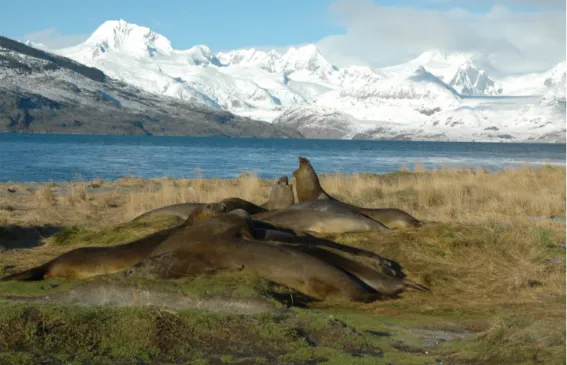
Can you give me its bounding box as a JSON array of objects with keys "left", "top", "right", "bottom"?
[
  {"left": 1, "top": 0, "right": 564, "bottom": 71},
  {"left": 3, "top": 0, "right": 342, "bottom": 50}
]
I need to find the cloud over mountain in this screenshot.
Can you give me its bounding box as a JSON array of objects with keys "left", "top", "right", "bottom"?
[{"left": 316, "top": 0, "right": 565, "bottom": 74}]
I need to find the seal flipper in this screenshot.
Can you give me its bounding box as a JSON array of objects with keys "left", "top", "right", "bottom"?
[
  {"left": 403, "top": 280, "right": 430, "bottom": 292},
  {"left": 1, "top": 265, "right": 47, "bottom": 281}
]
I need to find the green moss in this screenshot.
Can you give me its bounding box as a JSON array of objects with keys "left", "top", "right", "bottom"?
[
  {"left": 0, "top": 278, "right": 80, "bottom": 297},
  {"left": 48, "top": 215, "right": 182, "bottom": 246}
]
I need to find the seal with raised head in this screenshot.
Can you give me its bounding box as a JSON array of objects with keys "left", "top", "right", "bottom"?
[
  {"left": 0, "top": 202, "right": 229, "bottom": 282},
  {"left": 124, "top": 210, "right": 428, "bottom": 301},
  {"left": 293, "top": 156, "right": 422, "bottom": 229},
  {"left": 261, "top": 175, "right": 295, "bottom": 210}
]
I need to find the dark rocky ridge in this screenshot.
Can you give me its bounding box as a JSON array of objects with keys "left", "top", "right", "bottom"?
[{"left": 0, "top": 36, "right": 303, "bottom": 138}]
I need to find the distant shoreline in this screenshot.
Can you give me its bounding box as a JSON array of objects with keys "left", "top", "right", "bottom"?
[
  {"left": 1, "top": 165, "right": 564, "bottom": 185},
  {"left": 0, "top": 131, "right": 564, "bottom": 145}
]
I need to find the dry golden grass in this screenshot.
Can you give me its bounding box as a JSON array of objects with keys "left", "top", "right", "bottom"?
[
  {"left": 0, "top": 165, "right": 563, "bottom": 229},
  {"left": 65, "top": 182, "right": 88, "bottom": 206},
  {"left": 119, "top": 165, "right": 565, "bottom": 225},
  {"left": 87, "top": 178, "right": 104, "bottom": 188},
  {"left": 33, "top": 185, "right": 56, "bottom": 208},
  {"left": 123, "top": 171, "right": 269, "bottom": 220}
]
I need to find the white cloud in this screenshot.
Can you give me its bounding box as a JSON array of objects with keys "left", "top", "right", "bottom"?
[
  {"left": 485, "top": 0, "right": 564, "bottom": 7},
  {"left": 316, "top": 0, "right": 566, "bottom": 74},
  {"left": 22, "top": 28, "right": 89, "bottom": 49}
]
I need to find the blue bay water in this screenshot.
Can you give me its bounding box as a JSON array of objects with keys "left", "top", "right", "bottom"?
[{"left": 0, "top": 133, "right": 565, "bottom": 182}]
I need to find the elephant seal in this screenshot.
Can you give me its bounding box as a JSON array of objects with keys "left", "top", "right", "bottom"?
[
  {"left": 131, "top": 197, "right": 268, "bottom": 223},
  {"left": 293, "top": 156, "right": 421, "bottom": 229},
  {"left": 124, "top": 210, "right": 428, "bottom": 301},
  {"left": 261, "top": 175, "right": 295, "bottom": 210},
  {"left": 131, "top": 203, "right": 203, "bottom": 222},
  {"left": 130, "top": 176, "right": 293, "bottom": 224},
  {"left": 253, "top": 200, "right": 390, "bottom": 234},
  {"left": 0, "top": 202, "right": 229, "bottom": 282},
  {"left": 274, "top": 243, "right": 429, "bottom": 295},
  {"left": 123, "top": 210, "right": 377, "bottom": 302}
]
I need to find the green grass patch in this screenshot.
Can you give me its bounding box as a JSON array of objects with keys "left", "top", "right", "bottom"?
[
  {"left": 0, "top": 303, "right": 399, "bottom": 364},
  {"left": 47, "top": 215, "right": 183, "bottom": 246}
]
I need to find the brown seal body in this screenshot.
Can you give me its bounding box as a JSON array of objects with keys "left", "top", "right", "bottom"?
[
  {"left": 252, "top": 225, "right": 428, "bottom": 294},
  {"left": 130, "top": 197, "right": 268, "bottom": 223},
  {"left": 131, "top": 203, "right": 203, "bottom": 222},
  {"left": 0, "top": 203, "right": 228, "bottom": 282},
  {"left": 253, "top": 200, "right": 390, "bottom": 234},
  {"left": 261, "top": 175, "right": 295, "bottom": 210},
  {"left": 273, "top": 243, "right": 428, "bottom": 295},
  {"left": 293, "top": 156, "right": 421, "bottom": 229},
  {"left": 293, "top": 157, "right": 332, "bottom": 202},
  {"left": 354, "top": 208, "right": 421, "bottom": 230},
  {"left": 125, "top": 210, "right": 428, "bottom": 301},
  {"left": 220, "top": 197, "right": 268, "bottom": 215}
]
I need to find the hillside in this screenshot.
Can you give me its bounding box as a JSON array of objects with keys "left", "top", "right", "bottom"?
[{"left": 0, "top": 36, "right": 303, "bottom": 138}]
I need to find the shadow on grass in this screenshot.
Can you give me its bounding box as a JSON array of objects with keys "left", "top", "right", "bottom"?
[{"left": 0, "top": 225, "right": 63, "bottom": 250}]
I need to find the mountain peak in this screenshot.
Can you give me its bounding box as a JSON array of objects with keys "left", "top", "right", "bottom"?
[
  {"left": 23, "top": 40, "right": 48, "bottom": 51},
  {"left": 544, "top": 61, "right": 566, "bottom": 87},
  {"left": 413, "top": 50, "right": 479, "bottom": 65},
  {"left": 184, "top": 44, "right": 213, "bottom": 55},
  {"left": 215, "top": 44, "right": 335, "bottom": 76},
  {"left": 284, "top": 44, "right": 320, "bottom": 59},
  {"left": 413, "top": 50, "right": 447, "bottom": 62},
  {"left": 278, "top": 44, "right": 336, "bottom": 77},
  {"left": 215, "top": 48, "right": 282, "bottom": 70},
  {"left": 413, "top": 65, "right": 428, "bottom": 75},
  {"left": 181, "top": 45, "right": 221, "bottom": 66},
  {"left": 83, "top": 19, "right": 173, "bottom": 57},
  {"left": 449, "top": 62, "right": 501, "bottom": 96}
]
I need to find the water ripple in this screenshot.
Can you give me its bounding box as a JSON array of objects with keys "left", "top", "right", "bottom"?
[{"left": 0, "top": 134, "right": 564, "bottom": 182}]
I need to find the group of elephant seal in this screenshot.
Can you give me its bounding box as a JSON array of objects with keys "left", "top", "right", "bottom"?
[
  {"left": 123, "top": 209, "right": 427, "bottom": 301},
  {"left": 2, "top": 157, "right": 428, "bottom": 303},
  {"left": 293, "top": 156, "right": 421, "bottom": 229},
  {"left": 245, "top": 157, "right": 419, "bottom": 234}
]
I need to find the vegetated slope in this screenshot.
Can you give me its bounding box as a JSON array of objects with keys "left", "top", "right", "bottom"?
[{"left": 0, "top": 36, "right": 303, "bottom": 138}]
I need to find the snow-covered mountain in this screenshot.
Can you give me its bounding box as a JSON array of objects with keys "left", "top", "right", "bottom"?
[
  {"left": 0, "top": 35, "right": 301, "bottom": 138},
  {"left": 24, "top": 40, "right": 48, "bottom": 51},
  {"left": 381, "top": 50, "right": 503, "bottom": 96},
  {"left": 28, "top": 19, "right": 566, "bottom": 143}
]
